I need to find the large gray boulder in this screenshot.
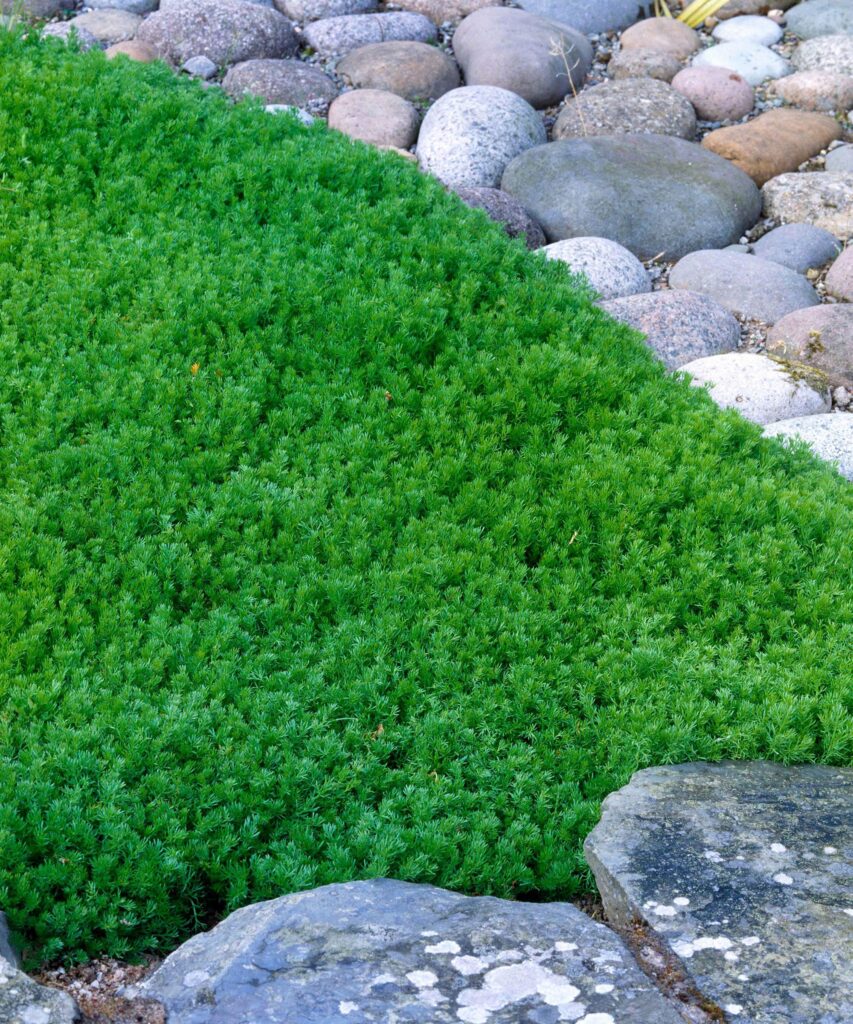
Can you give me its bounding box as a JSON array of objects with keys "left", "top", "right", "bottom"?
[
  {"left": 137, "top": 0, "right": 298, "bottom": 67},
  {"left": 501, "top": 135, "right": 761, "bottom": 260},
  {"left": 128, "top": 878, "right": 685, "bottom": 1023},
  {"left": 786, "top": 0, "right": 853, "bottom": 38},
  {"left": 418, "top": 86, "right": 546, "bottom": 189},
  {"left": 0, "top": 957, "right": 80, "bottom": 1024},
  {"left": 514, "top": 0, "right": 647, "bottom": 34},
  {"left": 452, "top": 7, "right": 592, "bottom": 110},
  {"left": 585, "top": 761, "right": 853, "bottom": 1024}
]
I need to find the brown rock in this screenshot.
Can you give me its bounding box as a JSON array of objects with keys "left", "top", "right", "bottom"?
[
  {"left": 68, "top": 9, "right": 141, "bottom": 44},
  {"left": 105, "top": 39, "right": 159, "bottom": 62},
  {"left": 223, "top": 59, "right": 338, "bottom": 108},
  {"left": 671, "top": 65, "right": 754, "bottom": 121},
  {"left": 608, "top": 48, "right": 681, "bottom": 82},
  {"left": 328, "top": 89, "right": 420, "bottom": 148},
  {"left": 702, "top": 108, "right": 842, "bottom": 187},
  {"left": 619, "top": 17, "right": 699, "bottom": 60},
  {"left": 825, "top": 246, "right": 853, "bottom": 302},
  {"left": 391, "top": 0, "right": 494, "bottom": 25},
  {"left": 770, "top": 71, "right": 853, "bottom": 113},
  {"left": 336, "top": 41, "right": 460, "bottom": 101},
  {"left": 766, "top": 304, "right": 853, "bottom": 387}
]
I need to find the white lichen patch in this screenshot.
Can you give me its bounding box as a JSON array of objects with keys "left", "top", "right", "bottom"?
[
  {"left": 673, "top": 896, "right": 690, "bottom": 907},
  {"left": 704, "top": 850, "right": 724, "bottom": 863},
  {"left": 770, "top": 843, "right": 787, "bottom": 853},
  {"left": 843, "top": 909, "right": 853, "bottom": 918},
  {"left": 369, "top": 973, "right": 397, "bottom": 987},
  {"left": 555, "top": 941, "right": 579, "bottom": 952},
  {"left": 418, "top": 988, "right": 448, "bottom": 1007},
  {"left": 426, "top": 940, "right": 462, "bottom": 955},
  {"left": 452, "top": 955, "right": 490, "bottom": 976},
  {"left": 671, "top": 936, "right": 734, "bottom": 959},
  {"left": 594, "top": 983, "right": 614, "bottom": 994},
  {"left": 773, "top": 872, "right": 793, "bottom": 885},
  {"left": 421, "top": 930, "right": 439, "bottom": 937},
  {"left": 724, "top": 951, "right": 740, "bottom": 962},
  {"left": 824, "top": 846, "right": 838, "bottom": 855},
  {"left": 725, "top": 1004, "right": 744, "bottom": 1016},
  {"left": 653, "top": 905, "right": 677, "bottom": 917},
  {"left": 456, "top": 961, "right": 583, "bottom": 1021},
  {"left": 494, "top": 949, "right": 524, "bottom": 964},
  {"left": 406, "top": 970, "right": 438, "bottom": 989},
  {"left": 577, "top": 1014, "right": 616, "bottom": 1024},
  {"left": 182, "top": 970, "right": 211, "bottom": 987},
  {"left": 339, "top": 1002, "right": 358, "bottom": 1015},
  {"left": 740, "top": 937, "right": 761, "bottom": 947}
]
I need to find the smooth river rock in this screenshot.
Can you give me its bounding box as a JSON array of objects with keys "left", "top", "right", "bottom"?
[
  {"left": 712, "top": 13, "right": 782, "bottom": 45},
  {"left": 762, "top": 171, "right": 853, "bottom": 239},
  {"left": 454, "top": 187, "right": 546, "bottom": 249},
  {"left": 137, "top": 0, "right": 298, "bottom": 66},
  {"left": 701, "top": 107, "right": 841, "bottom": 186},
  {"left": 501, "top": 134, "right": 761, "bottom": 260},
  {"left": 223, "top": 59, "right": 338, "bottom": 107},
  {"left": 671, "top": 65, "right": 755, "bottom": 121},
  {"left": 418, "top": 86, "right": 546, "bottom": 189},
  {"left": 669, "top": 249, "right": 819, "bottom": 321},
  {"left": 770, "top": 69, "right": 853, "bottom": 111},
  {"left": 766, "top": 303, "right": 853, "bottom": 388},
  {"left": 328, "top": 89, "right": 420, "bottom": 149},
  {"left": 302, "top": 12, "right": 436, "bottom": 56},
  {"left": 336, "top": 41, "right": 460, "bottom": 101},
  {"left": 275, "top": 0, "right": 376, "bottom": 21},
  {"left": 513, "top": 0, "right": 646, "bottom": 34},
  {"left": 692, "top": 40, "right": 792, "bottom": 85},
  {"left": 608, "top": 48, "right": 682, "bottom": 82},
  {"left": 553, "top": 78, "right": 697, "bottom": 141},
  {"left": 787, "top": 0, "right": 853, "bottom": 39},
  {"left": 600, "top": 290, "right": 740, "bottom": 369},
  {"left": 67, "top": 9, "right": 141, "bottom": 44},
  {"left": 452, "top": 8, "right": 592, "bottom": 110},
  {"left": 619, "top": 15, "right": 699, "bottom": 59},
  {"left": 541, "top": 237, "right": 651, "bottom": 300},
  {"left": 585, "top": 762, "right": 853, "bottom": 1024},
  {"left": 825, "top": 243, "right": 853, "bottom": 301},
  {"left": 764, "top": 414, "right": 853, "bottom": 478},
  {"left": 128, "top": 879, "right": 685, "bottom": 1024},
  {"left": 751, "top": 222, "right": 841, "bottom": 272},
  {"left": 792, "top": 33, "right": 853, "bottom": 75}
]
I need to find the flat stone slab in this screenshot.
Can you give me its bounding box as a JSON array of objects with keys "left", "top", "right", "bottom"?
[
  {"left": 128, "top": 879, "right": 684, "bottom": 1023},
  {"left": 585, "top": 761, "right": 853, "bottom": 1024}
]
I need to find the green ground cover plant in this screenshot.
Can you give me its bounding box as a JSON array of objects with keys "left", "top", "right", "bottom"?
[{"left": 0, "top": 30, "right": 851, "bottom": 966}]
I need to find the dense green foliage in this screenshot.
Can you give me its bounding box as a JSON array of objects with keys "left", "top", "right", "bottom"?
[{"left": 0, "top": 31, "right": 851, "bottom": 966}]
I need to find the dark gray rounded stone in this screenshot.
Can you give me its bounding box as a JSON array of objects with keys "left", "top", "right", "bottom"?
[
  {"left": 669, "top": 249, "right": 820, "bottom": 322},
  {"left": 752, "top": 223, "right": 841, "bottom": 273},
  {"left": 501, "top": 135, "right": 762, "bottom": 260},
  {"left": 127, "top": 879, "right": 685, "bottom": 1024},
  {"left": 599, "top": 289, "right": 740, "bottom": 369},
  {"left": 137, "top": 0, "right": 299, "bottom": 66},
  {"left": 515, "top": 0, "right": 646, "bottom": 34},
  {"left": 825, "top": 144, "right": 853, "bottom": 172},
  {"left": 554, "top": 78, "right": 697, "bottom": 141},
  {"left": 223, "top": 59, "right": 338, "bottom": 108},
  {"left": 786, "top": 0, "right": 853, "bottom": 40},
  {"left": 453, "top": 186, "right": 546, "bottom": 249}
]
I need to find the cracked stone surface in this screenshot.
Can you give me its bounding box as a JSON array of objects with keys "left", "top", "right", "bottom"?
[
  {"left": 127, "top": 878, "right": 683, "bottom": 1024},
  {"left": 0, "top": 955, "right": 80, "bottom": 1024},
  {"left": 585, "top": 761, "right": 853, "bottom": 1024}
]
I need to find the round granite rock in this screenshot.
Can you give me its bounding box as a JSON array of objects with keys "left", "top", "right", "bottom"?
[
  {"left": 302, "top": 11, "right": 436, "bottom": 56},
  {"left": 275, "top": 0, "right": 376, "bottom": 21},
  {"left": 752, "top": 222, "right": 841, "bottom": 272},
  {"left": 679, "top": 352, "right": 830, "bottom": 423},
  {"left": 792, "top": 33, "right": 853, "bottom": 74},
  {"left": 328, "top": 89, "right": 419, "bottom": 148},
  {"left": 826, "top": 144, "right": 853, "bottom": 171},
  {"left": 766, "top": 304, "right": 853, "bottom": 387},
  {"left": 513, "top": 0, "right": 643, "bottom": 34},
  {"left": 786, "top": 0, "right": 853, "bottom": 40},
  {"left": 619, "top": 16, "right": 700, "bottom": 59},
  {"left": 390, "top": 0, "right": 495, "bottom": 24},
  {"left": 825, "top": 245, "right": 853, "bottom": 301},
  {"left": 452, "top": 8, "right": 592, "bottom": 110},
  {"left": 336, "top": 41, "right": 460, "bottom": 101},
  {"left": 599, "top": 290, "right": 740, "bottom": 369},
  {"left": 770, "top": 70, "right": 853, "bottom": 111},
  {"left": 85, "top": 0, "right": 157, "bottom": 12},
  {"left": 137, "top": 0, "right": 298, "bottom": 66},
  {"left": 42, "top": 21, "right": 100, "bottom": 49},
  {"left": 417, "top": 86, "right": 546, "bottom": 189},
  {"left": 68, "top": 9, "right": 141, "bottom": 44},
  {"left": 712, "top": 13, "right": 783, "bottom": 45},
  {"left": 763, "top": 414, "right": 853, "bottom": 478},
  {"left": 501, "top": 134, "right": 761, "bottom": 260},
  {"left": 609, "top": 48, "right": 682, "bottom": 82},
  {"left": 541, "top": 237, "right": 651, "bottom": 300},
  {"left": 453, "top": 187, "right": 546, "bottom": 249},
  {"left": 762, "top": 172, "right": 853, "bottom": 240},
  {"left": 554, "top": 78, "right": 697, "bottom": 140},
  {"left": 671, "top": 65, "right": 755, "bottom": 120},
  {"left": 669, "top": 249, "right": 820, "bottom": 321},
  {"left": 692, "top": 40, "right": 792, "bottom": 85},
  {"left": 2, "top": 0, "right": 71, "bottom": 14},
  {"left": 223, "top": 59, "right": 338, "bottom": 108}
]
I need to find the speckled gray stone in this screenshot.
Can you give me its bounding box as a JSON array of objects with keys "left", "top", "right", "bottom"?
[
  {"left": 599, "top": 290, "right": 740, "bottom": 369},
  {"left": 0, "top": 911, "right": 18, "bottom": 968},
  {"left": 542, "top": 237, "right": 651, "bottom": 300},
  {"left": 452, "top": 7, "right": 592, "bottom": 110},
  {"left": 453, "top": 187, "right": 546, "bottom": 249},
  {"left": 554, "top": 78, "right": 697, "bottom": 141},
  {"left": 68, "top": 8, "right": 142, "bottom": 44},
  {"left": 678, "top": 352, "right": 830, "bottom": 422},
  {"left": 223, "top": 59, "right": 338, "bottom": 107},
  {"left": 792, "top": 33, "right": 853, "bottom": 74},
  {"left": 86, "top": 0, "right": 158, "bottom": 14},
  {"left": 182, "top": 55, "right": 218, "bottom": 78},
  {"left": 669, "top": 249, "right": 819, "bottom": 321},
  {"left": 692, "top": 40, "right": 792, "bottom": 85},
  {"left": 40, "top": 20, "right": 100, "bottom": 49},
  {"left": 712, "top": 13, "right": 782, "bottom": 45},
  {"left": 608, "top": 48, "right": 682, "bottom": 82},
  {"left": 0, "top": 956, "right": 80, "bottom": 1024},
  {"left": 127, "top": 879, "right": 684, "bottom": 1024},
  {"left": 515, "top": 0, "right": 646, "bottom": 34},
  {"left": 586, "top": 762, "right": 853, "bottom": 1024},
  {"left": 764, "top": 414, "right": 853, "bottom": 478},
  {"left": 752, "top": 223, "right": 841, "bottom": 272},
  {"left": 137, "top": 0, "right": 298, "bottom": 66},
  {"left": 302, "top": 11, "right": 436, "bottom": 56},
  {"left": 762, "top": 172, "right": 853, "bottom": 240},
  {"left": 502, "top": 135, "right": 761, "bottom": 259},
  {"left": 787, "top": 0, "right": 853, "bottom": 40},
  {"left": 275, "top": 0, "right": 376, "bottom": 22},
  {"left": 766, "top": 304, "right": 853, "bottom": 388},
  {"left": 417, "top": 86, "right": 546, "bottom": 189},
  {"left": 825, "top": 144, "right": 853, "bottom": 172}
]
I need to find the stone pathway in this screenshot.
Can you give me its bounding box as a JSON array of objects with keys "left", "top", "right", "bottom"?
[{"left": 19, "top": 0, "right": 853, "bottom": 478}]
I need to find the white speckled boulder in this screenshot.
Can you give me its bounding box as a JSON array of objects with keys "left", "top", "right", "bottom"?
[
  {"left": 541, "top": 237, "right": 651, "bottom": 300},
  {"left": 585, "top": 762, "right": 853, "bottom": 1023},
  {"left": 764, "top": 414, "right": 853, "bottom": 479},
  {"left": 126, "top": 879, "right": 685, "bottom": 1023}
]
